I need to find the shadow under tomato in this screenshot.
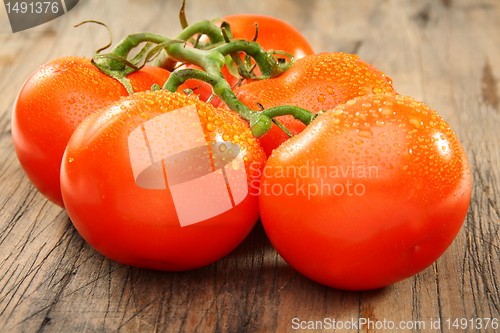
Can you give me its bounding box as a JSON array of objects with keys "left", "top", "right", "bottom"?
[{"left": 60, "top": 211, "right": 399, "bottom": 333}]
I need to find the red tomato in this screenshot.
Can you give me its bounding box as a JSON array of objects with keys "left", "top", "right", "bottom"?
[
  {"left": 223, "top": 14, "right": 314, "bottom": 59},
  {"left": 60, "top": 90, "right": 266, "bottom": 271},
  {"left": 233, "top": 52, "right": 396, "bottom": 156},
  {"left": 186, "top": 14, "right": 315, "bottom": 104},
  {"left": 11, "top": 56, "right": 174, "bottom": 207},
  {"left": 259, "top": 94, "right": 471, "bottom": 290}
]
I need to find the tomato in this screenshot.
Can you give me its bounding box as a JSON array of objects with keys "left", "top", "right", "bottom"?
[
  {"left": 11, "top": 56, "right": 174, "bottom": 207},
  {"left": 186, "top": 14, "right": 315, "bottom": 104},
  {"left": 222, "top": 14, "right": 314, "bottom": 62},
  {"left": 60, "top": 90, "right": 266, "bottom": 271},
  {"left": 259, "top": 94, "right": 471, "bottom": 290},
  {"left": 233, "top": 52, "right": 396, "bottom": 156}
]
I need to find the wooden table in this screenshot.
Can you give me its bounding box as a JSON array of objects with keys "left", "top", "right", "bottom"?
[{"left": 1, "top": 0, "right": 499, "bottom": 332}]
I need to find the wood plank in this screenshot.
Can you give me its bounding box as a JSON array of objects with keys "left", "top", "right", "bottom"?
[{"left": 0, "top": 0, "right": 499, "bottom": 332}]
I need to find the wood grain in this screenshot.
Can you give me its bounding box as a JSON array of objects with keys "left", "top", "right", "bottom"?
[{"left": 0, "top": 0, "right": 499, "bottom": 332}]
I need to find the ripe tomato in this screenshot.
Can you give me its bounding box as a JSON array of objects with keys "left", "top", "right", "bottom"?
[
  {"left": 11, "top": 56, "right": 174, "bottom": 207},
  {"left": 233, "top": 52, "right": 396, "bottom": 156},
  {"left": 186, "top": 14, "right": 315, "bottom": 104},
  {"left": 259, "top": 94, "right": 471, "bottom": 290},
  {"left": 223, "top": 14, "right": 314, "bottom": 60},
  {"left": 60, "top": 90, "right": 266, "bottom": 271}
]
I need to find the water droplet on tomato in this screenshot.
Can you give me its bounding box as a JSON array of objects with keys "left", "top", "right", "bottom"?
[
  {"left": 206, "top": 122, "right": 216, "bottom": 132},
  {"left": 409, "top": 118, "right": 422, "bottom": 128},
  {"left": 355, "top": 112, "right": 367, "bottom": 120},
  {"left": 379, "top": 106, "right": 392, "bottom": 116},
  {"left": 357, "top": 130, "right": 373, "bottom": 138},
  {"left": 317, "top": 94, "right": 326, "bottom": 102}
]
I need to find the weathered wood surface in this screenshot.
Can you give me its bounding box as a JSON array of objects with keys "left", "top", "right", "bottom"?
[{"left": 0, "top": 0, "right": 499, "bottom": 332}]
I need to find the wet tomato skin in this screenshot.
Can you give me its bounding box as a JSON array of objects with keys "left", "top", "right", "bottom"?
[
  {"left": 259, "top": 94, "right": 472, "bottom": 290},
  {"left": 11, "top": 56, "right": 174, "bottom": 207},
  {"left": 61, "top": 90, "right": 266, "bottom": 271},
  {"left": 233, "top": 52, "right": 396, "bottom": 156}
]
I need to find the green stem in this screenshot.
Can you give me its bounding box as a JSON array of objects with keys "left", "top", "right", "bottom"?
[
  {"left": 165, "top": 43, "right": 226, "bottom": 77},
  {"left": 163, "top": 68, "right": 313, "bottom": 138},
  {"left": 91, "top": 20, "right": 313, "bottom": 137},
  {"left": 108, "top": 33, "right": 169, "bottom": 70},
  {"left": 98, "top": 21, "right": 291, "bottom": 81},
  {"left": 164, "top": 68, "right": 252, "bottom": 118},
  {"left": 212, "top": 41, "right": 277, "bottom": 78},
  {"left": 91, "top": 33, "right": 172, "bottom": 94},
  {"left": 272, "top": 119, "right": 293, "bottom": 138},
  {"left": 261, "top": 105, "right": 315, "bottom": 127},
  {"left": 155, "top": 20, "right": 225, "bottom": 69},
  {"left": 176, "top": 20, "right": 225, "bottom": 44}
]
